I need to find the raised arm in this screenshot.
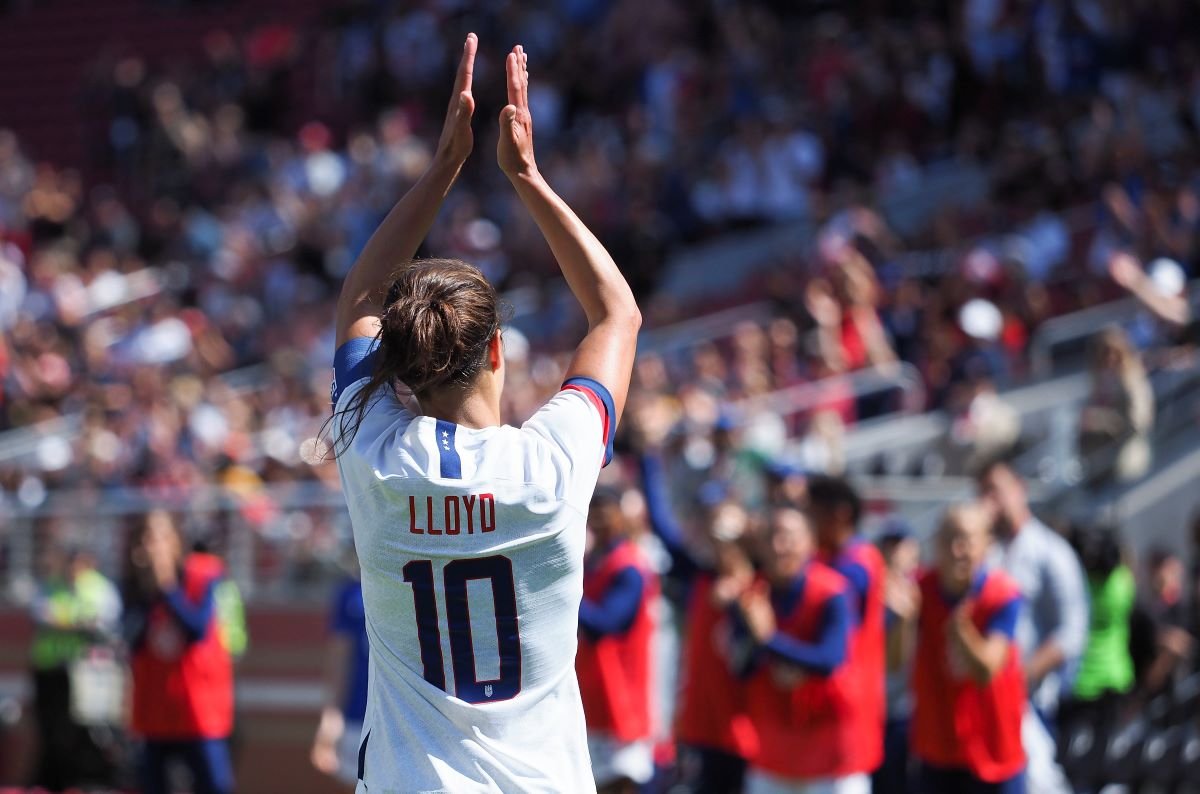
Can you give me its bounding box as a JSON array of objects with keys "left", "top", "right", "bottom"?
[
  {"left": 497, "top": 46, "right": 641, "bottom": 420},
  {"left": 1109, "top": 251, "right": 1191, "bottom": 328},
  {"left": 335, "top": 33, "right": 478, "bottom": 347},
  {"left": 638, "top": 452, "right": 700, "bottom": 579}
]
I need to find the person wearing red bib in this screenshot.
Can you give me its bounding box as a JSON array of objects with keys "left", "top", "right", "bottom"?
[
  {"left": 905, "top": 503, "right": 1026, "bottom": 793},
  {"left": 807, "top": 476, "right": 886, "bottom": 779},
  {"left": 638, "top": 450, "right": 758, "bottom": 793},
  {"left": 125, "top": 510, "right": 234, "bottom": 794},
  {"left": 737, "top": 507, "right": 863, "bottom": 794},
  {"left": 577, "top": 486, "right": 659, "bottom": 793}
]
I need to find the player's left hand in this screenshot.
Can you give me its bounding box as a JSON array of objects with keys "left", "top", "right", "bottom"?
[{"left": 434, "top": 32, "right": 477, "bottom": 168}]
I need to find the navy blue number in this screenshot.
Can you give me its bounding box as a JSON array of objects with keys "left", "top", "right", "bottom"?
[
  {"left": 444, "top": 556, "right": 522, "bottom": 703},
  {"left": 403, "top": 555, "right": 522, "bottom": 703},
  {"left": 402, "top": 560, "right": 445, "bottom": 690}
]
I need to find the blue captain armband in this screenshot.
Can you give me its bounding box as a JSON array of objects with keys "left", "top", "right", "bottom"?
[{"left": 332, "top": 337, "right": 381, "bottom": 406}]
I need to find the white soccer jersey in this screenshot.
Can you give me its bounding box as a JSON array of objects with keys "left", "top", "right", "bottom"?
[{"left": 331, "top": 339, "right": 613, "bottom": 794}]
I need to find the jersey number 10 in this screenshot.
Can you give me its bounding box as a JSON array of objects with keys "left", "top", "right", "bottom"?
[{"left": 402, "top": 555, "right": 522, "bottom": 704}]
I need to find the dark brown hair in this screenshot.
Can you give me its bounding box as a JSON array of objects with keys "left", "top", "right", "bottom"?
[{"left": 333, "top": 259, "right": 502, "bottom": 453}]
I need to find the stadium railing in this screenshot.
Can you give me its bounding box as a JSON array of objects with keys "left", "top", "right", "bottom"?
[
  {"left": 732, "top": 362, "right": 926, "bottom": 429},
  {"left": 856, "top": 351, "right": 1200, "bottom": 541},
  {"left": 1029, "top": 283, "right": 1200, "bottom": 378},
  {"left": 1, "top": 481, "right": 352, "bottom": 606},
  {"left": 635, "top": 301, "right": 776, "bottom": 355},
  {"left": 842, "top": 371, "right": 1094, "bottom": 481}
]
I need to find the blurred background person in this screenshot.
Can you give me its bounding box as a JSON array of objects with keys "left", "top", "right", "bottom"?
[
  {"left": 907, "top": 503, "right": 1025, "bottom": 794},
  {"left": 636, "top": 432, "right": 759, "bottom": 794},
  {"left": 807, "top": 475, "right": 886, "bottom": 783},
  {"left": 876, "top": 518, "right": 921, "bottom": 794},
  {"left": 939, "top": 371, "right": 1020, "bottom": 477},
  {"left": 737, "top": 507, "right": 858, "bottom": 794},
  {"left": 977, "top": 459, "right": 1086, "bottom": 794},
  {"left": 577, "top": 487, "right": 659, "bottom": 794},
  {"left": 1130, "top": 547, "right": 1195, "bottom": 701},
  {"left": 28, "top": 538, "right": 122, "bottom": 792},
  {"left": 764, "top": 460, "right": 809, "bottom": 511},
  {"left": 1077, "top": 327, "right": 1154, "bottom": 486},
  {"left": 310, "top": 553, "right": 368, "bottom": 793},
  {"left": 1059, "top": 524, "right": 1134, "bottom": 771},
  {"left": 190, "top": 535, "right": 248, "bottom": 767},
  {"left": 191, "top": 537, "right": 248, "bottom": 664},
  {"left": 122, "top": 509, "right": 235, "bottom": 794}
]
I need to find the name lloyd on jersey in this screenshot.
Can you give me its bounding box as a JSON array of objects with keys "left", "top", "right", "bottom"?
[{"left": 408, "top": 494, "right": 497, "bottom": 535}]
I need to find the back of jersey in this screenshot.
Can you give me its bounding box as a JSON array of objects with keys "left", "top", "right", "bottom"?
[{"left": 333, "top": 367, "right": 613, "bottom": 794}]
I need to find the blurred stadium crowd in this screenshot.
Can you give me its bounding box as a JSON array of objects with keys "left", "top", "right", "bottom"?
[
  {"left": 3, "top": 0, "right": 1200, "bottom": 492},
  {"left": 1, "top": 0, "right": 1200, "bottom": 792}
]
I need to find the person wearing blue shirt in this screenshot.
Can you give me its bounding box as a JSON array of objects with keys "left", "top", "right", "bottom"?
[{"left": 311, "top": 563, "right": 370, "bottom": 792}]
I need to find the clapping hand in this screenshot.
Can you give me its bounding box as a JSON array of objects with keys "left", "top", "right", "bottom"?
[
  {"left": 884, "top": 573, "right": 921, "bottom": 623},
  {"left": 434, "top": 33, "right": 477, "bottom": 170},
  {"left": 497, "top": 45, "right": 536, "bottom": 179},
  {"left": 738, "top": 582, "right": 777, "bottom": 644}
]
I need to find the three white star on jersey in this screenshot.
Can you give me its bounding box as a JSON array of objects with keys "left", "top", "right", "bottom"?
[{"left": 442, "top": 430, "right": 451, "bottom": 451}]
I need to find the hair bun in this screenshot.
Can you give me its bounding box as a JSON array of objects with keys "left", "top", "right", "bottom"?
[{"left": 373, "top": 259, "right": 500, "bottom": 397}]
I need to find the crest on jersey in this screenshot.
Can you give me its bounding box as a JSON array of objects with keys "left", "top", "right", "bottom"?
[{"left": 484, "top": 684, "right": 494, "bottom": 698}]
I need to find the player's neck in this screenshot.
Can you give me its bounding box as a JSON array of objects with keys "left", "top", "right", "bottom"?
[{"left": 420, "top": 388, "right": 503, "bottom": 429}]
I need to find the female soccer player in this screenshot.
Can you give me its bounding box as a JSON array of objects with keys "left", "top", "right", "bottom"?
[{"left": 330, "top": 34, "right": 640, "bottom": 793}]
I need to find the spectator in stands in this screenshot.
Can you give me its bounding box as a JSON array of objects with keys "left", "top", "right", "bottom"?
[
  {"left": 807, "top": 475, "right": 887, "bottom": 783},
  {"left": 1109, "top": 252, "right": 1193, "bottom": 339},
  {"left": 28, "top": 537, "right": 122, "bottom": 791},
  {"left": 764, "top": 459, "right": 808, "bottom": 509},
  {"left": 123, "top": 509, "right": 235, "bottom": 794},
  {"left": 1078, "top": 326, "right": 1154, "bottom": 485},
  {"left": 310, "top": 555, "right": 368, "bottom": 793},
  {"left": 877, "top": 518, "right": 921, "bottom": 794},
  {"left": 576, "top": 486, "right": 659, "bottom": 794},
  {"left": 795, "top": 410, "right": 847, "bottom": 476},
  {"left": 940, "top": 371, "right": 1019, "bottom": 477},
  {"left": 1059, "top": 524, "right": 1135, "bottom": 757},
  {"left": 976, "top": 459, "right": 1087, "bottom": 794},
  {"left": 907, "top": 503, "right": 1026, "bottom": 794},
  {"left": 1130, "top": 548, "right": 1195, "bottom": 700},
  {"left": 736, "top": 507, "right": 858, "bottom": 794},
  {"left": 805, "top": 251, "right": 896, "bottom": 377}
]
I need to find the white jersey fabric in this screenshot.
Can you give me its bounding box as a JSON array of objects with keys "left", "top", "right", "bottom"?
[{"left": 332, "top": 340, "right": 610, "bottom": 794}]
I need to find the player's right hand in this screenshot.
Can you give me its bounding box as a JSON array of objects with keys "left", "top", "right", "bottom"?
[
  {"left": 434, "top": 33, "right": 477, "bottom": 168},
  {"left": 498, "top": 45, "right": 536, "bottom": 179}
]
